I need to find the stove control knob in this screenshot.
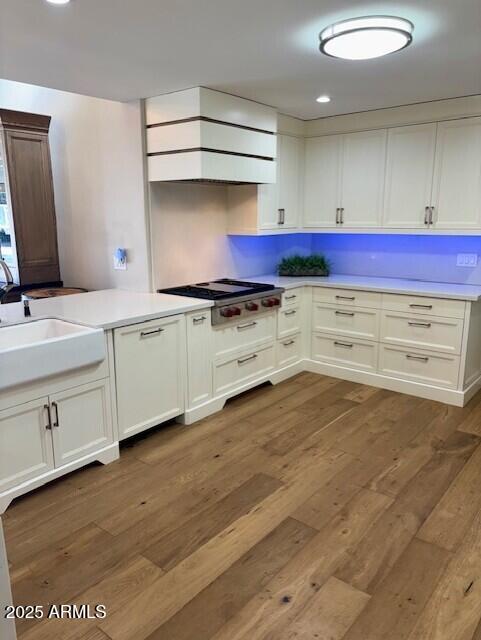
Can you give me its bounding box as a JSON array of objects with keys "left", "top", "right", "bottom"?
[
  {"left": 232, "top": 306, "right": 241, "bottom": 316},
  {"left": 245, "top": 301, "right": 259, "bottom": 311},
  {"left": 262, "top": 298, "right": 275, "bottom": 308},
  {"left": 220, "top": 307, "right": 234, "bottom": 317},
  {"left": 272, "top": 297, "right": 280, "bottom": 306}
]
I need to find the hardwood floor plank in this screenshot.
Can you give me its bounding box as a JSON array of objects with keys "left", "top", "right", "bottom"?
[
  {"left": 209, "top": 489, "right": 392, "bottom": 640},
  {"left": 417, "top": 444, "right": 481, "bottom": 551},
  {"left": 273, "top": 576, "right": 370, "bottom": 640},
  {"left": 263, "top": 398, "right": 357, "bottom": 456},
  {"left": 20, "top": 555, "right": 163, "bottom": 640},
  {"left": 369, "top": 403, "right": 465, "bottom": 497},
  {"left": 100, "top": 448, "right": 354, "bottom": 640},
  {"left": 145, "top": 517, "right": 317, "bottom": 640},
  {"left": 143, "top": 473, "right": 283, "bottom": 570},
  {"left": 335, "top": 430, "right": 479, "bottom": 593},
  {"left": 456, "top": 392, "right": 481, "bottom": 436},
  {"left": 342, "top": 539, "right": 451, "bottom": 640},
  {"left": 407, "top": 507, "right": 481, "bottom": 640}
]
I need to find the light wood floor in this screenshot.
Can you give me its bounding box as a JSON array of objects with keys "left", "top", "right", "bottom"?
[{"left": 5, "top": 372, "right": 481, "bottom": 640}]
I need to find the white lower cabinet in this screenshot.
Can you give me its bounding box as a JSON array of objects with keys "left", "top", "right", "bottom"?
[
  {"left": 278, "top": 305, "right": 302, "bottom": 338},
  {"left": 379, "top": 345, "right": 460, "bottom": 389},
  {"left": 0, "top": 378, "right": 113, "bottom": 499},
  {"left": 213, "top": 343, "right": 276, "bottom": 396},
  {"left": 0, "top": 398, "right": 54, "bottom": 493},
  {"left": 186, "top": 311, "right": 212, "bottom": 408},
  {"left": 312, "top": 333, "right": 378, "bottom": 372},
  {"left": 277, "top": 334, "right": 302, "bottom": 368},
  {"left": 114, "top": 315, "right": 186, "bottom": 439},
  {"left": 380, "top": 311, "right": 463, "bottom": 355},
  {"left": 50, "top": 380, "right": 113, "bottom": 467},
  {"left": 312, "top": 303, "right": 380, "bottom": 341}
]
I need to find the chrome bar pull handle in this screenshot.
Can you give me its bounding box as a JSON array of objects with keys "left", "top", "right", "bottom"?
[
  {"left": 335, "top": 310, "right": 355, "bottom": 317},
  {"left": 424, "top": 206, "right": 430, "bottom": 225},
  {"left": 192, "top": 316, "right": 206, "bottom": 324},
  {"left": 237, "top": 354, "right": 258, "bottom": 365},
  {"left": 278, "top": 209, "right": 285, "bottom": 225},
  {"left": 334, "top": 341, "right": 353, "bottom": 348},
  {"left": 406, "top": 354, "right": 429, "bottom": 362}
]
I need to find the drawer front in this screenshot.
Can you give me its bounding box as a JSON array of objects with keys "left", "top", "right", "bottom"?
[
  {"left": 282, "top": 288, "right": 303, "bottom": 307},
  {"left": 382, "top": 293, "right": 465, "bottom": 319},
  {"left": 380, "top": 311, "right": 464, "bottom": 355},
  {"left": 379, "top": 345, "right": 460, "bottom": 389},
  {"left": 312, "top": 304, "right": 380, "bottom": 341},
  {"left": 277, "top": 334, "right": 302, "bottom": 368},
  {"left": 213, "top": 312, "right": 276, "bottom": 358},
  {"left": 312, "top": 333, "right": 378, "bottom": 372},
  {"left": 214, "top": 343, "right": 276, "bottom": 396},
  {"left": 278, "top": 305, "right": 302, "bottom": 338},
  {"left": 313, "top": 287, "right": 382, "bottom": 309}
]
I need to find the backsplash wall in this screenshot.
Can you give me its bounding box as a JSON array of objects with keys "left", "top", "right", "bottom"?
[
  {"left": 149, "top": 183, "right": 311, "bottom": 289},
  {"left": 312, "top": 234, "right": 481, "bottom": 285}
]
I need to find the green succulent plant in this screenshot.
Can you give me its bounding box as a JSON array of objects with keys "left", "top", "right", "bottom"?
[{"left": 277, "top": 253, "right": 330, "bottom": 276}]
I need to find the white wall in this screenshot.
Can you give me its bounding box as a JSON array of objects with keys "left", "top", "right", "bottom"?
[
  {"left": 0, "top": 79, "right": 150, "bottom": 292},
  {"left": 149, "top": 182, "right": 311, "bottom": 289}
]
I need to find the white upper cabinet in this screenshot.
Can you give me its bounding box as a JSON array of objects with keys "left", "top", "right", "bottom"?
[
  {"left": 276, "top": 134, "right": 303, "bottom": 229},
  {"left": 340, "top": 129, "right": 386, "bottom": 227},
  {"left": 383, "top": 123, "right": 437, "bottom": 228},
  {"left": 303, "top": 135, "right": 342, "bottom": 228},
  {"left": 431, "top": 117, "right": 481, "bottom": 229},
  {"left": 226, "top": 133, "right": 304, "bottom": 234}
]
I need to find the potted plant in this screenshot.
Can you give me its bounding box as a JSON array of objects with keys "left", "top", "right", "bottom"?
[{"left": 277, "top": 254, "right": 330, "bottom": 277}]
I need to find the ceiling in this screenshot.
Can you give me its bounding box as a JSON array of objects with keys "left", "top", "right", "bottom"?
[{"left": 1, "top": 0, "right": 480, "bottom": 119}]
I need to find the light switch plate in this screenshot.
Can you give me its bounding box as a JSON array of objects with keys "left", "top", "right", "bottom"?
[{"left": 457, "top": 253, "right": 478, "bottom": 267}]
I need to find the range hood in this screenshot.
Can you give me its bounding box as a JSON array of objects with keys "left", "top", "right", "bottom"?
[{"left": 145, "top": 87, "right": 277, "bottom": 184}]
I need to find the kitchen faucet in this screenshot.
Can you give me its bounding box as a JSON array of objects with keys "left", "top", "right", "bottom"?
[{"left": 0, "top": 257, "right": 15, "bottom": 305}]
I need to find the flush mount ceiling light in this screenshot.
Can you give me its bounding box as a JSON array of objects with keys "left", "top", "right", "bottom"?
[
  {"left": 319, "top": 16, "right": 414, "bottom": 60},
  {"left": 45, "top": 0, "right": 71, "bottom": 4},
  {"left": 316, "top": 95, "right": 331, "bottom": 103}
]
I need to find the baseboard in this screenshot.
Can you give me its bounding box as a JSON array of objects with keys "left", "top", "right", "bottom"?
[
  {"left": 0, "top": 442, "right": 120, "bottom": 514},
  {"left": 461, "top": 373, "right": 481, "bottom": 405},
  {"left": 303, "top": 359, "right": 466, "bottom": 406}
]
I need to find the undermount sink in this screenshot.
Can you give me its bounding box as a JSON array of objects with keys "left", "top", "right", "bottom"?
[{"left": 0, "top": 318, "right": 106, "bottom": 391}]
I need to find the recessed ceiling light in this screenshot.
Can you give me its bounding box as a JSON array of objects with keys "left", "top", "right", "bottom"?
[
  {"left": 319, "top": 16, "right": 414, "bottom": 60},
  {"left": 46, "top": 0, "right": 71, "bottom": 4},
  {"left": 316, "top": 95, "right": 331, "bottom": 103}
]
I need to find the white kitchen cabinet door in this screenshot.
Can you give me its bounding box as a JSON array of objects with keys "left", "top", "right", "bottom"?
[
  {"left": 303, "top": 135, "right": 342, "bottom": 228},
  {"left": 257, "top": 134, "right": 303, "bottom": 230},
  {"left": 115, "top": 315, "right": 185, "bottom": 439},
  {"left": 277, "top": 134, "right": 303, "bottom": 229},
  {"left": 0, "top": 398, "right": 54, "bottom": 493},
  {"left": 431, "top": 117, "right": 481, "bottom": 229},
  {"left": 383, "top": 123, "right": 437, "bottom": 228},
  {"left": 186, "top": 311, "right": 212, "bottom": 408},
  {"left": 50, "top": 380, "right": 113, "bottom": 467},
  {"left": 340, "top": 129, "right": 386, "bottom": 227}
]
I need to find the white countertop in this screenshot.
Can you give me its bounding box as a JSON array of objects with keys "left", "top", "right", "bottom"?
[
  {"left": 253, "top": 274, "right": 481, "bottom": 301},
  {"left": 0, "top": 289, "right": 213, "bottom": 330}
]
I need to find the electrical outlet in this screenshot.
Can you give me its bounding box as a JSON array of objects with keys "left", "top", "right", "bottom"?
[
  {"left": 113, "top": 256, "right": 127, "bottom": 270},
  {"left": 456, "top": 253, "right": 478, "bottom": 268}
]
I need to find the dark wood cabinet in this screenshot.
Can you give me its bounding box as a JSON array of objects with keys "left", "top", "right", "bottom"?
[{"left": 0, "top": 109, "right": 60, "bottom": 286}]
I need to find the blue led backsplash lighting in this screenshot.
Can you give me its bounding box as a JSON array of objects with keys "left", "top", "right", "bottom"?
[{"left": 228, "top": 233, "right": 481, "bottom": 285}]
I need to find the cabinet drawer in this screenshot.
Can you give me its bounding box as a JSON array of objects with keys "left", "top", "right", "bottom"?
[
  {"left": 282, "top": 288, "right": 303, "bottom": 307},
  {"left": 312, "top": 303, "right": 380, "bottom": 341},
  {"left": 277, "top": 334, "right": 302, "bottom": 368},
  {"left": 382, "top": 293, "right": 465, "bottom": 319},
  {"left": 214, "top": 343, "right": 276, "bottom": 396},
  {"left": 313, "top": 287, "right": 381, "bottom": 309},
  {"left": 379, "top": 345, "right": 460, "bottom": 389},
  {"left": 213, "top": 312, "right": 276, "bottom": 358},
  {"left": 380, "top": 311, "right": 464, "bottom": 355},
  {"left": 312, "top": 333, "right": 378, "bottom": 372},
  {"left": 278, "top": 305, "right": 302, "bottom": 338}
]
